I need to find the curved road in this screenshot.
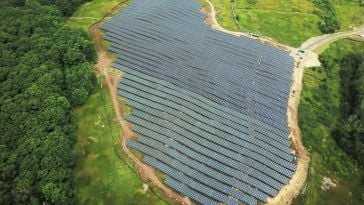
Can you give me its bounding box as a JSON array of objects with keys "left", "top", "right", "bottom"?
[{"left": 300, "top": 26, "right": 364, "bottom": 51}]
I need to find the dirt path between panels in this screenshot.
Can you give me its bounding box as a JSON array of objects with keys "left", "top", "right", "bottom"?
[{"left": 90, "top": 15, "right": 191, "bottom": 205}]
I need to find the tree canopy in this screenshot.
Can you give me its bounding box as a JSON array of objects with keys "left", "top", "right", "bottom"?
[
  {"left": 0, "top": 0, "right": 90, "bottom": 16},
  {"left": 0, "top": 0, "right": 96, "bottom": 204}
]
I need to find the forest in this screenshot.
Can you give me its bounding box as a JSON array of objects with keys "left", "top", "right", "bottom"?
[
  {"left": 320, "top": 48, "right": 364, "bottom": 165},
  {"left": 0, "top": 0, "right": 96, "bottom": 204}
]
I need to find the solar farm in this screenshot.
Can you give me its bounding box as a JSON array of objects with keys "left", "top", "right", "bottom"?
[{"left": 101, "top": 0, "right": 296, "bottom": 204}]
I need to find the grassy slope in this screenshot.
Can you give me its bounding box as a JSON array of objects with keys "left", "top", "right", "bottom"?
[
  {"left": 69, "top": 1, "right": 168, "bottom": 204},
  {"left": 211, "top": 0, "right": 321, "bottom": 47},
  {"left": 236, "top": 9, "right": 320, "bottom": 47},
  {"left": 335, "top": 5, "right": 364, "bottom": 31},
  {"left": 211, "top": 0, "right": 239, "bottom": 31},
  {"left": 293, "top": 39, "right": 364, "bottom": 205},
  {"left": 74, "top": 83, "right": 166, "bottom": 205},
  {"left": 333, "top": 0, "right": 364, "bottom": 31},
  {"left": 210, "top": 0, "right": 363, "bottom": 47},
  {"left": 66, "top": 0, "right": 121, "bottom": 31}
]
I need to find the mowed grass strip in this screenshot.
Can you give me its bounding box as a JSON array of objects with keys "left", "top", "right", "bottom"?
[{"left": 74, "top": 83, "right": 168, "bottom": 205}]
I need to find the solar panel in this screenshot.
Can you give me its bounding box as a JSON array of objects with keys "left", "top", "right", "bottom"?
[{"left": 102, "top": 0, "right": 296, "bottom": 203}]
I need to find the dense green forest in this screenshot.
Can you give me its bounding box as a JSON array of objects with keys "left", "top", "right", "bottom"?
[
  {"left": 1, "top": 0, "right": 88, "bottom": 16},
  {"left": 0, "top": 0, "right": 96, "bottom": 204},
  {"left": 320, "top": 46, "right": 364, "bottom": 165}
]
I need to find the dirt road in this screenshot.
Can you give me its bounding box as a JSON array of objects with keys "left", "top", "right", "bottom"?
[
  {"left": 266, "top": 56, "right": 309, "bottom": 205},
  {"left": 300, "top": 26, "right": 364, "bottom": 51}
]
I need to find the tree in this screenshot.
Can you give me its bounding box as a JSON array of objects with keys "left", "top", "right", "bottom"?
[{"left": 0, "top": 1, "right": 96, "bottom": 204}]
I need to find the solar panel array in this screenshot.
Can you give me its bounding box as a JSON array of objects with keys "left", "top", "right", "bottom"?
[{"left": 102, "top": 0, "right": 296, "bottom": 204}]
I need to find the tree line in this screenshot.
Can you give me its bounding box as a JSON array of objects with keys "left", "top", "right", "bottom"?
[
  {"left": 0, "top": 0, "right": 96, "bottom": 204},
  {"left": 1, "top": 0, "right": 89, "bottom": 16},
  {"left": 320, "top": 46, "right": 364, "bottom": 165}
]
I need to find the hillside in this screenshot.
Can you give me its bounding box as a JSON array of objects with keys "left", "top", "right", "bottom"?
[{"left": 210, "top": 0, "right": 364, "bottom": 46}]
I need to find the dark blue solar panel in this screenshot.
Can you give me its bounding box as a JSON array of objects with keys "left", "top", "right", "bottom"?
[{"left": 102, "top": 0, "right": 296, "bottom": 204}]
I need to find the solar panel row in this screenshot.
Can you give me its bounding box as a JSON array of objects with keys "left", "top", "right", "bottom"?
[
  {"left": 140, "top": 137, "right": 270, "bottom": 202},
  {"left": 132, "top": 124, "right": 283, "bottom": 193},
  {"left": 120, "top": 67, "right": 290, "bottom": 141},
  {"left": 129, "top": 141, "right": 257, "bottom": 205},
  {"left": 102, "top": 0, "right": 293, "bottom": 132},
  {"left": 119, "top": 74, "right": 294, "bottom": 161},
  {"left": 102, "top": 0, "right": 296, "bottom": 203},
  {"left": 122, "top": 90, "right": 294, "bottom": 173},
  {"left": 125, "top": 110, "right": 291, "bottom": 185}
]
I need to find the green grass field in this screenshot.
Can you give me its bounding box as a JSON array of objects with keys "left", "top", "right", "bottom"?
[
  {"left": 211, "top": 0, "right": 321, "bottom": 47},
  {"left": 236, "top": 9, "right": 321, "bottom": 47},
  {"left": 293, "top": 39, "right": 364, "bottom": 205},
  {"left": 210, "top": 0, "right": 364, "bottom": 47},
  {"left": 69, "top": 0, "right": 170, "bottom": 204},
  {"left": 66, "top": 0, "right": 122, "bottom": 31},
  {"left": 335, "top": 5, "right": 364, "bottom": 31},
  {"left": 74, "top": 81, "right": 168, "bottom": 205}
]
